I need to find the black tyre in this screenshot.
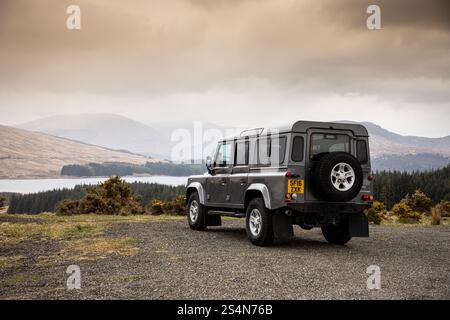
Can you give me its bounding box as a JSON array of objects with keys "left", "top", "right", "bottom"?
[
  {"left": 321, "top": 221, "right": 352, "bottom": 245},
  {"left": 187, "top": 192, "right": 206, "bottom": 231},
  {"left": 245, "top": 198, "right": 274, "bottom": 246},
  {"left": 313, "top": 152, "right": 363, "bottom": 202}
]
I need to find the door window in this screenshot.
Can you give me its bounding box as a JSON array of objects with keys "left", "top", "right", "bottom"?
[{"left": 215, "top": 142, "right": 232, "bottom": 167}]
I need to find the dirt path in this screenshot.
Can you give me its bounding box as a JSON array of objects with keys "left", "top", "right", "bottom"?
[{"left": 1, "top": 217, "right": 449, "bottom": 299}]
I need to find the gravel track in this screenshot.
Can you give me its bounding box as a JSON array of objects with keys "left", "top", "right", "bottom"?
[{"left": 1, "top": 219, "right": 449, "bottom": 300}]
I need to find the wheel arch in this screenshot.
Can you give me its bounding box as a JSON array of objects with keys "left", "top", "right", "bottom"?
[
  {"left": 186, "top": 182, "right": 206, "bottom": 205},
  {"left": 245, "top": 183, "right": 272, "bottom": 210}
]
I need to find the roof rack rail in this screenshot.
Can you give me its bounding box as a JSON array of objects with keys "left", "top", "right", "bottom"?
[{"left": 240, "top": 128, "right": 264, "bottom": 137}]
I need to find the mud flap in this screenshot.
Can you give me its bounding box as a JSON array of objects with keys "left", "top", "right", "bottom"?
[
  {"left": 272, "top": 214, "right": 294, "bottom": 240},
  {"left": 205, "top": 214, "right": 222, "bottom": 227},
  {"left": 348, "top": 214, "right": 369, "bottom": 237}
]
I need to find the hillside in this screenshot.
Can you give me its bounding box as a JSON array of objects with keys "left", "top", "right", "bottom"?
[
  {"left": 15, "top": 114, "right": 450, "bottom": 172},
  {"left": 17, "top": 114, "right": 171, "bottom": 159},
  {"left": 0, "top": 125, "right": 159, "bottom": 179},
  {"left": 361, "top": 122, "right": 450, "bottom": 158}
]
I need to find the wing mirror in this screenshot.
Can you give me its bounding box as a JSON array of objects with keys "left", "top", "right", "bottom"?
[{"left": 206, "top": 156, "right": 213, "bottom": 174}]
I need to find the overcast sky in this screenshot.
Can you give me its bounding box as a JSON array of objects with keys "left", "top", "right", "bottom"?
[{"left": 0, "top": 0, "right": 449, "bottom": 137}]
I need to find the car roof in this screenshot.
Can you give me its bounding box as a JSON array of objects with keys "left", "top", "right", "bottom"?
[{"left": 221, "top": 121, "right": 369, "bottom": 142}]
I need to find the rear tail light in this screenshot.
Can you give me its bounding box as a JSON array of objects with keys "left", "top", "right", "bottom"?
[
  {"left": 362, "top": 195, "right": 374, "bottom": 202},
  {"left": 368, "top": 175, "right": 374, "bottom": 181},
  {"left": 285, "top": 171, "right": 300, "bottom": 178}
]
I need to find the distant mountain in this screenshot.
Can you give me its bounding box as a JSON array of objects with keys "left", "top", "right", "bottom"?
[
  {"left": 0, "top": 125, "right": 158, "bottom": 179},
  {"left": 15, "top": 114, "right": 450, "bottom": 172},
  {"left": 372, "top": 153, "right": 450, "bottom": 172},
  {"left": 338, "top": 121, "right": 450, "bottom": 158},
  {"left": 17, "top": 114, "right": 171, "bottom": 159}
]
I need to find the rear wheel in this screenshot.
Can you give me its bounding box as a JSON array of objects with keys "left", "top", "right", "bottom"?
[
  {"left": 321, "top": 221, "right": 352, "bottom": 245},
  {"left": 187, "top": 192, "right": 206, "bottom": 231},
  {"left": 245, "top": 198, "right": 274, "bottom": 246}
]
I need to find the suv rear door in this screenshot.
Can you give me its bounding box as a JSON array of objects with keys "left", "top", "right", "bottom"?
[{"left": 305, "top": 128, "right": 354, "bottom": 201}]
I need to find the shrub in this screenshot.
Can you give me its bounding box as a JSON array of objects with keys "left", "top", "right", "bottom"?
[
  {"left": 410, "top": 190, "right": 433, "bottom": 214},
  {"left": 430, "top": 206, "right": 442, "bottom": 226},
  {"left": 148, "top": 200, "right": 164, "bottom": 215},
  {"left": 365, "top": 208, "right": 382, "bottom": 225},
  {"left": 391, "top": 200, "right": 422, "bottom": 223},
  {"left": 55, "top": 176, "right": 144, "bottom": 215},
  {"left": 171, "top": 195, "right": 187, "bottom": 216},
  {"left": 56, "top": 199, "right": 80, "bottom": 216},
  {"left": 372, "top": 201, "right": 388, "bottom": 220},
  {"left": 0, "top": 197, "right": 6, "bottom": 211},
  {"left": 437, "top": 200, "right": 450, "bottom": 217}
]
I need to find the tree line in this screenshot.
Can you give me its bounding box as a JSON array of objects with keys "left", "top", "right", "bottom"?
[
  {"left": 8, "top": 182, "right": 186, "bottom": 214},
  {"left": 6, "top": 164, "right": 450, "bottom": 214},
  {"left": 372, "top": 164, "right": 450, "bottom": 209},
  {"left": 61, "top": 162, "right": 205, "bottom": 177}
]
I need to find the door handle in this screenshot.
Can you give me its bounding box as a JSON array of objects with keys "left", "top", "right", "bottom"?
[{"left": 221, "top": 179, "right": 227, "bottom": 185}]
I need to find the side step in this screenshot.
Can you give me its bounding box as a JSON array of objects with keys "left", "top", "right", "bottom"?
[{"left": 208, "top": 210, "right": 246, "bottom": 218}]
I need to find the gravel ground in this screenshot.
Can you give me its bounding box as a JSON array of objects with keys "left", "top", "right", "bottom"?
[{"left": 1, "top": 219, "right": 449, "bottom": 300}]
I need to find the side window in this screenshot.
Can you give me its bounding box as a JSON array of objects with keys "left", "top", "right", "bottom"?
[
  {"left": 215, "top": 142, "right": 232, "bottom": 167},
  {"left": 271, "top": 136, "right": 287, "bottom": 165},
  {"left": 235, "top": 141, "right": 249, "bottom": 166},
  {"left": 291, "top": 136, "right": 304, "bottom": 162},
  {"left": 257, "top": 136, "right": 287, "bottom": 166},
  {"left": 357, "top": 140, "right": 368, "bottom": 164},
  {"left": 257, "top": 137, "right": 271, "bottom": 166}
]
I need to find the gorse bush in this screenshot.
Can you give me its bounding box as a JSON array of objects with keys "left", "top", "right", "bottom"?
[
  {"left": 391, "top": 199, "right": 421, "bottom": 223},
  {"left": 410, "top": 190, "right": 433, "bottom": 214},
  {"left": 436, "top": 200, "right": 450, "bottom": 217},
  {"left": 148, "top": 199, "right": 164, "bottom": 215},
  {"left": 56, "top": 176, "right": 144, "bottom": 216},
  {"left": 365, "top": 208, "right": 382, "bottom": 225},
  {"left": 146, "top": 195, "right": 186, "bottom": 216}
]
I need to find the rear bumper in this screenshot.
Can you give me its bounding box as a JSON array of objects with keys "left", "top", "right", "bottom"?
[
  {"left": 285, "top": 202, "right": 370, "bottom": 237},
  {"left": 286, "top": 202, "right": 370, "bottom": 215}
]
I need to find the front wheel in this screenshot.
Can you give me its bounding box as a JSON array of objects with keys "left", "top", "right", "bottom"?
[
  {"left": 187, "top": 192, "right": 206, "bottom": 231},
  {"left": 245, "top": 198, "right": 274, "bottom": 246},
  {"left": 321, "top": 221, "right": 352, "bottom": 245}
]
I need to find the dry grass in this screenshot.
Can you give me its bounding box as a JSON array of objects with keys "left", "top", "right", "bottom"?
[
  {"left": 0, "top": 213, "right": 182, "bottom": 267},
  {"left": 0, "top": 213, "right": 183, "bottom": 246},
  {"left": 37, "top": 237, "right": 138, "bottom": 266},
  {"left": 1, "top": 273, "right": 41, "bottom": 286},
  {"left": 0, "top": 255, "right": 25, "bottom": 269},
  {"left": 381, "top": 214, "right": 450, "bottom": 227}
]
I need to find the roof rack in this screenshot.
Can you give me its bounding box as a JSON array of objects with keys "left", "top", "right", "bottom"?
[{"left": 240, "top": 128, "right": 264, "bottom": 137}]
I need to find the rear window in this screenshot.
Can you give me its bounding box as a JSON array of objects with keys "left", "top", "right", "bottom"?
[
  {"left": 357, "top": 140, "right": 368, "bottom": 164},
  {"left": 311, "top": 133, "right": 350, "bottom": 158}
]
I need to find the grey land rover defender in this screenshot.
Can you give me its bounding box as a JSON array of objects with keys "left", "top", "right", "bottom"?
[{"left": 185, "top": 121, "right": 373, "bottom": 246}]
